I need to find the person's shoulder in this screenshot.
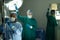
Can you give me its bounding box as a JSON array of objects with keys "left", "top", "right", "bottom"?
[
  {"left": 49, "top": 16, "right": 54, "bottom": 18},
  {"left": 16, "top": 22, "right": 22, "bottom": 27},
  {"left": 31, "top": 18, "right": 37, "bottom": 22},
  {"left": 16, "top": 22, "right": 21, "bottom": 24},
  {"left": 16, "top": 22, "right": 22, "bottom": 25},
  {"left": 48, "top": 16, "right": 52, "bottom": 18},
  {"left": 32, "top": 18, "right": 36, "bottom": 20}
]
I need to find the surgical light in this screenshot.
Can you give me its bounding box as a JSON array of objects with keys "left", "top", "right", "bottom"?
[{"left": 5, "top": 0, "right": 23, "bottom": 10}]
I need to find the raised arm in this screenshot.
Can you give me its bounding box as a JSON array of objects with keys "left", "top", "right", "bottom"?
[
  {"left": 15, "top": 4, "right": 26, "bottom": 22},
  {"left": 17, "top": 12, "right": 27, "bottom": 22},
  {"left": 46, "top": 8, "right": 50, "bottom": 17}
]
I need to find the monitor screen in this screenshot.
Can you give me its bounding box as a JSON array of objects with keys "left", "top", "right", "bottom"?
[{"left": 55, "top": 11, "right": 60, "bottom": 20}]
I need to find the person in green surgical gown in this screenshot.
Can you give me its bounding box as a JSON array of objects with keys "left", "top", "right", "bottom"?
[
  {"left": 17, "top": 9, "right": 37, "bottom": 40},
  {"left": 46, "top": 9, "right": 58, "bottom": 40}
]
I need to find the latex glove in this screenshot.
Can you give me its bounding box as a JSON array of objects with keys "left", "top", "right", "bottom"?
[
  {"left": 12, "top": 26, "right": 15, "bottom": 30},
  {"left": 30, "top": 26, "right": 33, "bottom": 29}
]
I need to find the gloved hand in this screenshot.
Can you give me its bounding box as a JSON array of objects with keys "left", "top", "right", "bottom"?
[
  {"left": 11, "top": 26, "right": 16, "bottom": 33},
  {"left": 12, "top": 26, "right": 15, "bottom": 30},
  {"left": 30, "top": 26, "right": 33, "bottom": 29}
]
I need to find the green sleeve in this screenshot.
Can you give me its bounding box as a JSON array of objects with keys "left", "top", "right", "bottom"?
[{"left": 17, "top": 14, "right": 26, "bottom": 22}]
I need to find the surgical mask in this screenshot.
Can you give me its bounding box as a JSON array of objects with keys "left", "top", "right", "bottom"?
[
  {"left": 10, "top": 17, "right": 16, "bottom": 22},
  {"left": 27, "top": 15, "right": 32, "bottom": 18}
]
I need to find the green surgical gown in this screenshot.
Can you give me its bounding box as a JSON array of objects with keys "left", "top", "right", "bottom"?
[
  {"left": 17, "top": 15, "right": 37, "bottom": 40},
  {"left": 46, "top": 12, "right": 57, "bottom": 40}
]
